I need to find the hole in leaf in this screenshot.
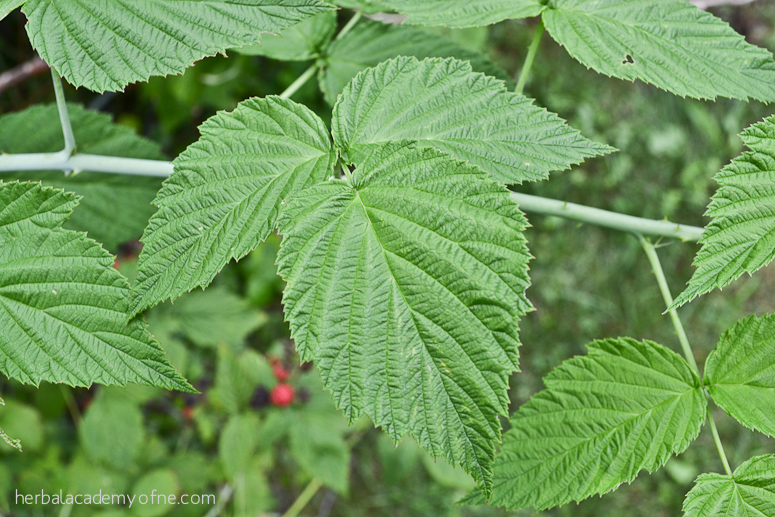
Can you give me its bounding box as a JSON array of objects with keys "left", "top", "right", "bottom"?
[{"left": 622, "top": 54, "right": 635, "bottom": 65}]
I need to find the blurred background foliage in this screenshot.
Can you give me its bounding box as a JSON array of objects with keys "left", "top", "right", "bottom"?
[{"left": 1, "top": 2, "right": 775, "bottom": 516}]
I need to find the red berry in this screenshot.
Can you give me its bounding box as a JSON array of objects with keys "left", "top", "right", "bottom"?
[
  {"left": 113, "top": 258, "right": 121, "bottom": 269},
  {"left": 270, "top": 384, "right": 295, "bottom": 407},
  {"left": 182, "top": 406, "right": 194, "bottom": 420},
  {"left": 272, "top": 362, "right": 290, "bottom": 382}
]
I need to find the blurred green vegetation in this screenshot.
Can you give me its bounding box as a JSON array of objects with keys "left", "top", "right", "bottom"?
[{"left": 1, "top": 3, "right": 774, "bottom": 516}]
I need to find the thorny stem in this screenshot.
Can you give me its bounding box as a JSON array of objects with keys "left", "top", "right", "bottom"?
[
  {"left": 278, "top": 63, "right": 318, "bottom": 99},
  {"left": 638, "top": 235, "right": 733, "bottom": 477},
  {"left": 51, "top": 68, "right": 76, "bottom": 156},
  {"left": 515, "top": 19, "right": 545, "bottom": 95}
]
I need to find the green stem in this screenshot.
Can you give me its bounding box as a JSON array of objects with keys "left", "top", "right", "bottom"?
[
  {"left": 638, "top": 236, "right": 698, "bottom": 371},
  {"left": 336, "top": 11, "right": 362, "bottom": 41},
  {"left": 0, "top": 152, "right": 174, "bottom": 176},
  {"left": 708, "top": 414, "right": 733, "bottom": 476},
  {"left": 515, "top": 19, "right": 545, "bottom": 95},
  {"left": 282, "top": 479, "right": 322, "bottom": 517},
  {"left": 51, "top": 68, "right": 76, "bottom": 155},
  {"left": 278, "top": 64, "right": 317, "bottom": 99},
  {"left": 637, "top": 235, "right": 733, "bottom": 476},
  {"left": 513, "top": 192, "right": 704, "bottom": 242}
]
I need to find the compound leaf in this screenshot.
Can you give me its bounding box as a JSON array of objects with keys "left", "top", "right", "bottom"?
[
  {"left": 22, "top": 0, "right": 333, "bottom": 92},
  {"left": 319, "top": 19, "right": 511, "bottom": 105},
  {"left": 380, "top": 0, "right": 545, "bottom": 28},
  {"left": 672, "top": 117, "right": 775, "bottom": 308},
  {"left": 131, "top": 96, "right": 335, "bottom": 316},
  {"left": 684, "top": 455, "right": 775, "bottom": 517},
  {"left": 0, "top": 103, "right": 165, "bottom": 251},
  {"left": 461, "top": 338, "right": 706, "bottom": 510},
  {"left": 333, "top": 57, "right": 613, "bottom": 185},
  {"left": 705, "top": 314, "right": 775, "bottom": 438},
  {"left": 543, "top": 0, "right": 775, "bottom": 102},
  {"left": 277, "top": 142, "right": 533, "bottom": 496},
  {"left": 238, "top": 10, "right": 337, "bottom": 61},
  {"left": 0, "top": 181, "right": 192, "bottom": 391}
]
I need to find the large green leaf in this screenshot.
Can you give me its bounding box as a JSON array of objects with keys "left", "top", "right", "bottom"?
[
  {"left": 22, "top": 0, "right": 333, "bottom": 92},
  {"left": 319, "top": 19, "right": 512, "bottom": 105},
  {"left": 0, "top": 181, "right": 191, "bottom": 391},
  {"left": 238, "top": 10, "right": 337, "bottom": 61},
  {"left": 0, "top": 103, "right": 164, "bottom": 251},
  {"left": 333, "top": 57, "right": 613, "bottom": 184},
  {"left": 277, "top": 142, "right": 532, "bottom": 496},
  {"left": 684, "top": 455, "right": 775, "bottom": 517},
  {"left": 380, "top": 0, "right": 545, "bottom": 28},
  {"left": 461, "top": 338, "right": 706, "bottom": 510},
  {"left": 131, "top": 96, "right": 336, "bottom": 316},
  {"left": 705, "top": 314, "right": 775, "bottom": 438},
  {"left": 543, "top": 0, "right": 775, "bottom": 101},
  {"left": 672, "top": 117, "right": 775, "bottom": 308}
]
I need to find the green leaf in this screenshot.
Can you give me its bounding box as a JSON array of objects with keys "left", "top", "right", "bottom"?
[
  {"left": 238, "top": 10, "right": 336, "bottom": 61},
  {"left": 0, "top": 181, "right": 191, "bottom": 391},
  {"left": 131, "top": 96, "right": 336, "bottom": 316},
  {"left": 219, "top": 413, "right": 261, "bottom": 478},
  {"left": 461, "top": 338, "right": 707, "bottom": 510},
  {"left": 332, "top": 0, "right": 390, "bottom": 13},
  {"left": 277, "top": 142, "right": 533, "bottom": 496},
  {"left": 131, "top": 469, "right": 180, "bottom": 517},
  {"left": 542, "top": 0, "right": 775, "bottom": 102},
  {"left": 211, "top": 345, "right": 263, "bottom": 415},
  {"left": 380, "top": 0, "right": 545, "bottom": 28},
  {"left": 704, "top": 314, "right": 775, "bottom": 438},
  {"left": 672, "top": 117, "right": 775, "bottom": 308},
  {"left": 333, "top": 57, "right": 613, "bottom": 184},
  {"left": 319, "top": 19, "right": 513, "bottom": 105},
  {"left": 0, "top": 400, "right": 41, "bottom": 453},
  {"left": 81, "top": 393, "right": 145, "bottom": 470},
  {"left": 684, "top": 455, "right": 775, "bottom": 517},
  {"left": 289, "top": 413, "right": 351, "bottom": 494},
  {"left": 147, "top": 288, "right": 265, "bottom": 348},
  {"left": 0, "top": 103, "right": 165, "bottom": 251},
  {"left": 0, "top": 0, "right": 23, "bottom": 20},
  {"left": 22, "top": 0, "right": 333, "bottom": 92}
]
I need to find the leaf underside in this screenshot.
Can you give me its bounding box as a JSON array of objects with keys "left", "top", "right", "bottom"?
[
  {"left": 131, "top": 96, "right": 336, "bottom": 316},
  {"left": 672, "top": 116, "right": 775, "bottom": 308},
  {"left": 380, "top": 0, "right": 545, "bottom": 28},
  {"left": 705, "top": 314, "right": 775, "bottom": 438},
  {"left": 277, "top": 142, "right": 532, "bottom": 497},
  {"left": 319, "top": 19, "right": 512, "bottom": 105},
  {"left": 684, "top": 455, "right": 775, "bottom": 517},
  {"left": 22, "top": 0, "right": 333, "bottom": 92},
  {"left": 0, "top": 181, "right": 191, "bottom": 391},
  {"left": 333, "top": 57, "right": 613, "bottom": 185},
  {"left": 543, "top": 0, "right": 775, "bottom": 101},
  {"left": 461, "top": 338, "right": 706, "bottom": 510},
  {"left": 0, "top": 103, "right": 165, "bottom": 251}
]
